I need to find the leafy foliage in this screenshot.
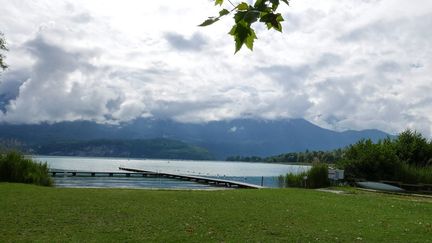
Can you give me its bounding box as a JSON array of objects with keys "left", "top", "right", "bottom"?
[
  {"left": 200, "top": 0, "right": 289, "bottom": 53},
  {"left": 338, "top": 138, "right": 400, "bottom": 181},
  {"left": 279, "top": 163, "right": 330, "bottom": 189},
  {"left": 307, "top": 163, "right": 330, "bottom": 188},
  {"left": 283, "top": 171, "right": 306, "bottom": 187},
  {"left": 394, "top": 130, "right": 432, "bottom": 167},
  {"left": 0, "top": 32, "right": 7, "bottom": 71},
  {"left": 337, "top": 129, "right": 432, "bottom": 184},
  {"left": 0, "top": 151, "right": 52, "bottom": 186}
]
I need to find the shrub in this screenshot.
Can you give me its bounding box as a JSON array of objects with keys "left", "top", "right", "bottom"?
[
  {"left": 307, "top": 163, "right": 330, "bottom": 188},
  {"left": 279, "top": 163, "right": 329, "bottom": 189},
  {"left": 277, "top": 174, "right": 286, "bottom": 188},
  {"left": 286, "top": 172, "right": 307, "bottom": 188},
  {"left": 0, "top": 151, "right": 52, "bottom": 186},
  {"left": 394, "top": 130, "right": 432, "bottom": 167},
  {"left": 337, "top": 133, "right": 432, "bottom": 184},
  {"left": 337, "top": 139, "right": 401, "bottom": 181},
  {"left": 395, "top": 163, "right": 432, "bottom": 184}
]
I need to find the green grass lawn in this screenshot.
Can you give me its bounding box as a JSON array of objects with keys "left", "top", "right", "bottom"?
[{"left": 1, "top": 183, "right": 431, "bottom": 242}]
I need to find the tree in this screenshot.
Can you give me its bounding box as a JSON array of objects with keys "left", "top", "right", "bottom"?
[
  {"left": 394, "top": 129, "right": 432, "bottom": 167},
  {"left": 338, "top": 139, "right": 401, "bottom": 181},
  {"left": 200, "top": 0, "right": 289, "bottom": 53},
  {"left": 0, "top": 32, "right": 7, "bottom": 71}
]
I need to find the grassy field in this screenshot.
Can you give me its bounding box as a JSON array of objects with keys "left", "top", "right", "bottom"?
[{"left": 1, "top": 183, "right": 431, "bottom": 242}]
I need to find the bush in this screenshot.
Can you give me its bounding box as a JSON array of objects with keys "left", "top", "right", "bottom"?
[
  {"left": 277, "top": 174, "right": 286, "bottom": 188},
  {"left": 307, "top": 163, "right": 330, "bottom": 188},
  {"left": 337, "top": 133, "right": 432, "bottom": 184},
  {"left": 394, "top": 130, "right": 432, "bottom": 167},
  {"left": 286, "top": 172, "right": 307, "bottom": 188},
  {"left": 338, "top": 139, "right": 401, "bottom": 181},
  {"left": 395, "top": 163, "right": 432, "bottom": 184},
  {"left": 0, "top": 151, "right": 52, "bottom": 186},
  {"left": 279, "top": 163, "right": 329, "bottom": 189}
]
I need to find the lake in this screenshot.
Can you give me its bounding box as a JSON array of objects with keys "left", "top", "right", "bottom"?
[{"left": 34, "top": 156, "right": 311, "bottom": 189}]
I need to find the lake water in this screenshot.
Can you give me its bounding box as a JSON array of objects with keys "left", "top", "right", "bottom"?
[{"left": 34, "top": 156, "right": 311, "bottom": 189}]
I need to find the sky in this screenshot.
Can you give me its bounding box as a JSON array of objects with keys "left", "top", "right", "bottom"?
[{"left": 0, "top": 0, "right": 432, "bottom": 136}]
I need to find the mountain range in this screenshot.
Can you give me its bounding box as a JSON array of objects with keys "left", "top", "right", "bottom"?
[{"left": 0, "top": 118, "right": 391, "bottom": 159}]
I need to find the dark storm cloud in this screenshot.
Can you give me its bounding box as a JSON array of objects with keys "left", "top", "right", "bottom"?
[
  {"left": 25, "top": 35, "right": 87, "bottom": 79},
  {"left": 0, "top": 70, "right": 29, "bottom": 99},
  {"left": 0, "top": 33, "right": 121, "bottom": 123}
]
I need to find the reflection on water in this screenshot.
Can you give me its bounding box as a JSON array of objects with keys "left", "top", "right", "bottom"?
[{"left": 35, "top": 156, "right": 310, "bottom": 189}]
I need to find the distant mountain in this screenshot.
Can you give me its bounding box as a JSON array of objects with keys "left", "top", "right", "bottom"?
[
  {"left": 0, "top": 118, "right": 391, "bottom": 159},
  {"left": 33, "top": 138, "right": 214, "bottom": 160}
]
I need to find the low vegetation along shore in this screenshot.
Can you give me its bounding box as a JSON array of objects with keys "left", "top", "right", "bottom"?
[
  {"left": 0, "top": 151, "right": 52, "bottom": 186},
  {"left": 1, "top": 183, "right": 431, "bottom": 242}
]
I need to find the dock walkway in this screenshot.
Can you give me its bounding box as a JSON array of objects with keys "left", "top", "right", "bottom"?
[
  {"left": 119, "top": 167, "right": 263, "bottom": 189},
  {"left": 49, "top": 168, "right": 263, "bottom": 189}
]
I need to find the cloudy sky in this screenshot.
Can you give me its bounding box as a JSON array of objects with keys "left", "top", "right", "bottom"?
[{"left": 0, "top": 0, "right": 431, "bottom": 136}]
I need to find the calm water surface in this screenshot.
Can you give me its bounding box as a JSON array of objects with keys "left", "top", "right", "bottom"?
[{"left": 35, "top": 156, "right": 310, "bottom": 189}]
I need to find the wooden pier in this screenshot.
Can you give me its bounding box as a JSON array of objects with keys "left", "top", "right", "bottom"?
[
  {"left": 49, "top": 168, "right": 263, "bottom": 189},
  {"left": 119, "top": 167, "right": 263, "bottom": 189}
]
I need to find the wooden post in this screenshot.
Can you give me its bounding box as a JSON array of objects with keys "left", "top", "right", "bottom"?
[{"left": 261, "top": 176, "right": 264, "bottom": 187}]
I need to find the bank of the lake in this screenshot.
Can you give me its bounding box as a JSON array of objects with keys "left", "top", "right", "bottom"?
[{"left": 1, "top": 183, "right": 431, "bottom": 242}]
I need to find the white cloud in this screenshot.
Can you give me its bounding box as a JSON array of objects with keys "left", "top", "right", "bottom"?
[{"left": 0, "top": 0, "right": 432, "bottom": 136}]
